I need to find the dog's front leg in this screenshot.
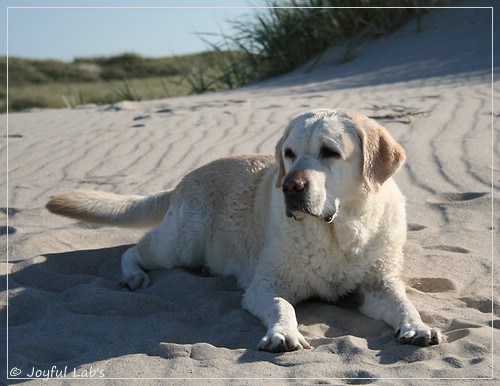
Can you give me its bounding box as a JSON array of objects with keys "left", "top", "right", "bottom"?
[
  {"left": 358, "top": 277, "right": 445, "bottom": 346},
  {"left": 242, "top": 281, "right": 311, "bottom": 352}
]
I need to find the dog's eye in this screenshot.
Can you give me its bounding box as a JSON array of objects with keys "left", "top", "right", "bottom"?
[
  {"left": 320, "top": 146, "right": 341, "bottom": 159},
  {"left": 284, "top": 148, "right": 296, "bottom": 160}
]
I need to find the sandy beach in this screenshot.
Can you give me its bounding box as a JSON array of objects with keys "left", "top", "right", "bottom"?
[{"left": 2, "top": 4, "right": 498, "bottom": 385}]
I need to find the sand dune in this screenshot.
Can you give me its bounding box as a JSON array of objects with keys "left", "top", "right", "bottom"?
[{"left": 2, "top": 4, "right": 498, "bottom": 384}]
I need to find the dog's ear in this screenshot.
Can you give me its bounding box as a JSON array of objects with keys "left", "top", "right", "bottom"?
[
  {"left": 355, "top": 116, "right": 406, "bottom": 193},
  {"left": 274, "top": 134, "right": 286, "bottom": 188}
]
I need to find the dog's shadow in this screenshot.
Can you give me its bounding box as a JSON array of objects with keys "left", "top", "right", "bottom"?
[
  {"left": 5, "top": 245, "right": 267, "bottom": 378},
  {"left": 5, "top": 245, "right": 424, "bottom": 379}
]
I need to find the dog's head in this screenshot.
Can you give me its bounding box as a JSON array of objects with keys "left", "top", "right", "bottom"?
[{"left": 275, "top": 109, "right": 406, "bottom": 222}]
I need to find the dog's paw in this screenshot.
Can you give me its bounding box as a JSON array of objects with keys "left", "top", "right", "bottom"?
[
  {"left": 396, "top": 323, "right": 446, "bottom": 346},
  {"left": 120, "top": 271, "right": 151, "bottom": 291},
  {"left": 257, "top": 328, "right": 312, "bottom": 352}
]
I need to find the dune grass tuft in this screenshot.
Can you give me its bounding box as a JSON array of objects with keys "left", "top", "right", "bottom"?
[
  {"left": 196, "top": 0, "right": 434, "bottom": 87},
  {"left": 4, "top": 1, "right": 435, "bottom": 112}
]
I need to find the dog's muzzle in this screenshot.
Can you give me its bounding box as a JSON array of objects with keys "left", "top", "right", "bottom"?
[
  {"left": 282, "top": 174, "right": 309, "bottom": 218},
  {"left": 282, "top": 174, "right": 336, "bottom": 223}
]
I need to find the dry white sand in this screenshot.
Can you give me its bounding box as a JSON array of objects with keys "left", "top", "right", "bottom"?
[{"left": 1, "top": 5, "right": 498, "bottom": 385}]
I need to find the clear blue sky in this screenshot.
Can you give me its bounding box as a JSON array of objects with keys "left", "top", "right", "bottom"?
[{"left": 2, "top": 0, "right": 259, "bottom": 61}]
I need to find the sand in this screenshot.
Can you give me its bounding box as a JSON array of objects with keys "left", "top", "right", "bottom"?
[{"left": 1, "top": 4, "right": 498, "bottom": 385}]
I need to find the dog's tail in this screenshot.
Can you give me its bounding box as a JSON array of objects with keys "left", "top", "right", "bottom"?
[{"left": 46, "top": 190, "right": 171, "bottom": 228}]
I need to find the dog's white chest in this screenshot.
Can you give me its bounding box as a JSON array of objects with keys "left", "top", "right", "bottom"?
[{"left": 291, "top": 220, "right": 372, "bottom": 301}]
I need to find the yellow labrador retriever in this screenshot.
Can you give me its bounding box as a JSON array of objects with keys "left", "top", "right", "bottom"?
[{"left": 46, "top": 109, "right": 444, "bottom": 352}]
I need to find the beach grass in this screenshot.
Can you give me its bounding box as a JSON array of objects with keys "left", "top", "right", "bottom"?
[
  {"left": 2, "top": 52, "right": 234, "bottom": 111},
  {"left": 3, "top": 0, "right": 434, "bottom": 112},
  {"left": 201, "top": 0, "right": 432, "bottom": 83}
]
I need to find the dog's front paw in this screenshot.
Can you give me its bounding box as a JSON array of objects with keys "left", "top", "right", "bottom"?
[
  {"left": 120, "top": 271, "right": 151, "bottom": 291},
  {"left": 258, "top": 327, "right": 311, "bottom": 352},
  {"left": 397, "top": 323, "right": 445, "bottom": 346}
]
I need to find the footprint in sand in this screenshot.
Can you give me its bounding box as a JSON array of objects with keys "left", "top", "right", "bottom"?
[
  {"left": 407, "top": 223, "right": 426, "bottom": 231},
  {"left": 445, "top": 329, "right": 471, "bottom": 342},
  {"left": 156, "top": 108, "right": 173, "bottom": 114},
  {"left": 407, "top": 277, "right": 457, "bottom": 293},
  {"left": 427, "top": 192, "right": 488, "bottom": 205},
  {"left": 6, "top": 134, "right": 23, "bottom": 141},
  {"left": 0, "top": 207, "right": 19, "bottom": 217},
  {"left": 133, "top": 114, "right": 151, "bottom": 121},
  {"left": 0, "top": 226, "right": 16, "bottom": 235},
  {"left": 344, "top": 370, "right": 376, "bottom": 384},
  {"left": 0, "top": 208, "right": 18, "bottom": 235},
  {"left": 460, "top": 297, "right": 496, "bottom": 314},
  {"left": 423, "top": 245, "right": 470, "bottom": 254},
  {"left": 443, "top": 356, "right": 465, "bottom": 368}
]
